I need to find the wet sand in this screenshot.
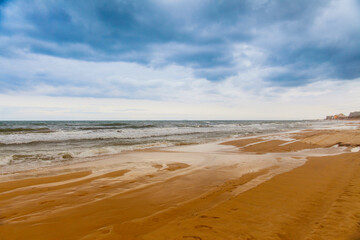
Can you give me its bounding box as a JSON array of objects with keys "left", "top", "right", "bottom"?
[{"left": 1, "top": 128, "right": 360, "bottom": 239}]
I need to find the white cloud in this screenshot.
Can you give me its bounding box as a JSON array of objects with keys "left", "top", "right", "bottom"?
[{"left": 1, "top": 51, "right": 359, "bottom": 120}]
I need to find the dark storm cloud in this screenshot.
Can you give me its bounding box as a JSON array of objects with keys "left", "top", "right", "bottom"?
[{"left": 0, "top": 0, "right": 359, "bottom": 85}]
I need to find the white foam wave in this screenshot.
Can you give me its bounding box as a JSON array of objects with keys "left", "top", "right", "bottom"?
[{"left": 0, "top": 156, "right": 12, "bottom": 166}]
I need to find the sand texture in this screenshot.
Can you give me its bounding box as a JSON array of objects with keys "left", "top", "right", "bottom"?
[{"left": 1, "top": 128, "right": 360, "bottom": 239}]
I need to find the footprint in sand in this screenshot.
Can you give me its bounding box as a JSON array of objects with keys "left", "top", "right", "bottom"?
[
  {"left": 228, "top": 207, "right": 238, "bottom": 212},
  {"left": 77, "top": 191, "right": 88, "bottom": 196},
  {"left": 183, "top": 236, "right": 202, "bottom": 240},
  {"left": 199, "top": 215, "right": 219, "bottom": 219},
  {"left": 39, "top": 200, "right": 55, "bottom": 205},
  {"left": 195, "top": 225, "right": 213, "bottom": 230}
]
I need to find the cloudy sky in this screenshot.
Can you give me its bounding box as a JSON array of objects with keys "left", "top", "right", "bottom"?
[{"left": 0, "top": 0, "right": 359, "bottom": 120}]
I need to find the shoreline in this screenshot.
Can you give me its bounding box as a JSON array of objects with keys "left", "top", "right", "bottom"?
[
  {"left": 0, "top": 125, "right": 360, "bottom": 239},
  {"left": 1, "top": 119, "right": 357, "bottom": 176}
]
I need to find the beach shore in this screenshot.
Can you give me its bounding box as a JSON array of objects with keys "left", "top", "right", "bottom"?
[{"left": 1, "top": 126, "right": 360, "bottom": 239}]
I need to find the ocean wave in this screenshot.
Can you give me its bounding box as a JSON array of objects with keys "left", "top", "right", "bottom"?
[
  {"left": 0, "top": 131, "right": 203, "bottom": 146},
  {"left": 0, "top": 127, "right": 52, "bottom": 134},
  {"left": 122, "top": 124, "right": 156, "bottom": 129},
  {"left": 79, "top": 124, "right": 156, "bottom": 130},
  {"left": 99, "top": 123, "right": 131, "bottom": 126},
  {"left": 0, "top": 137, "right": 120, "bottom": 146}
]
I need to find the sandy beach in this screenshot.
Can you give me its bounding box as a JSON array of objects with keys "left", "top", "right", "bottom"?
[
  {"left": 1, "top": 126, "right": 360, "bottom": 240},
  {"left": 1, "top": 0, "right": 359, "bottom": 238}
]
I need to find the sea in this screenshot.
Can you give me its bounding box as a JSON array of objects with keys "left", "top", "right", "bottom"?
[{"left": 0, "top": 120, "right": 336, "bottom": 173}]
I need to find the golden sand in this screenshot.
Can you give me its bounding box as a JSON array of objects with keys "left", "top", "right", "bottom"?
[{"left": 1, "top": 128, "right": 360, "bottom": 239}]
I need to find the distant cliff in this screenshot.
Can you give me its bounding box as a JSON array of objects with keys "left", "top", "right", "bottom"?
[
  {"left": 326, "top": 111, "right": 360, "bottom": 120},
  {"left": 349, "top": 112, "right": 360, "bottom": 118}
]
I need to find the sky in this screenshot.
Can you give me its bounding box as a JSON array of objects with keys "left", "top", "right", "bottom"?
[{"left": 0, "top": 0, "right": 359, "bottom": 120}]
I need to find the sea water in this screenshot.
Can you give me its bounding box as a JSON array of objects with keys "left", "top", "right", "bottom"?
[{"left": 0, "top": 120, "right": 341, "bottom": 172}]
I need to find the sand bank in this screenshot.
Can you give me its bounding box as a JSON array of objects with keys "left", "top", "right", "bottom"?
[{"left": 1, "top": 128, "right": 360, "bottom": 239}]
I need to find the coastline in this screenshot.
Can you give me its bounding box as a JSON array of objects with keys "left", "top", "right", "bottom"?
[
  {"left": 1, "top": 125, "right": 360, "bottom": 239},
  {"left": 0, "top": 120, "right": 343, "bottom": 175}
]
